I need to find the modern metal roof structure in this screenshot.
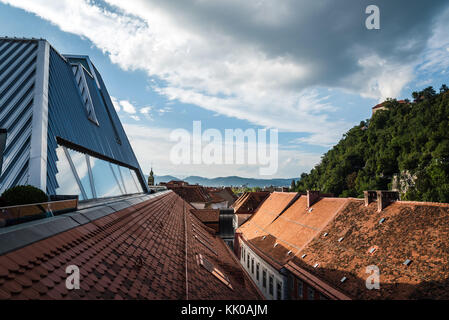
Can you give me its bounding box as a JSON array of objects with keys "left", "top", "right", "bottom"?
[{"left": 0, "top": 37, "right": 148, "bottom": 199}]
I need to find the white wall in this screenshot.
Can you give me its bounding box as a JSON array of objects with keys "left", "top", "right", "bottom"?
[{"left": 239, "top": 239, "right": 286, "bottom": 300}]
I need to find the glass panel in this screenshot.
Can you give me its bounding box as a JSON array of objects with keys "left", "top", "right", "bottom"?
[
  {"left": 67, "top": 148, "right": 93, "bottom": 199},
  {"left": 130, "top": 169, "right": 144, "bottom": 192},
  {"left": 109, "top": 163, "right": 125, "bottom": 194},
  {"left": 119, "top": 166, "right": 139, "bottom": 194},
  {"left": 89, "top": 156, "right": 122, "bottom": 198},
  {"left": 54, "top": 146, "right": 84, "bottom": 200}
]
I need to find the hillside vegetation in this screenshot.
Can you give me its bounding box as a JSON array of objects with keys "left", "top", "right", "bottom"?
[{"left": 295, "top": 85, "right": 449, "bottom": 203}]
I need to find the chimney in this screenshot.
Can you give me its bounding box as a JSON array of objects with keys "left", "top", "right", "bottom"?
[
  {"left": 376, "top": 191, "right": 400, "bottom": 212},
  {"left": 307, "top": 190, "right": 320, "bottom": 208},
  {"left": 364, "top": 191, "right": 377, "bottom": 206}
]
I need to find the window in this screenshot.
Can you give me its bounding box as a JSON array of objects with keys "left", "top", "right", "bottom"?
[
  {"left": 67, "top": 148, "right": 93, "bottom": 198},
  {"left": 262, "top": 269, "right": 267, "bottom": 288},
  {"left": 256, "top": 263, "right": 260, "bottom": 281},
  {"left": 297, "top": 279, "right": 303, "bottom": 299},
  {"left": 54, "top": 146, "right": 84, "bottom": 199},
  {"left": 241, "top": 249, "right": 244, "bottom": 260},
  {"left": 269, "top": 275, "right": 274, "bottom": 296},
  {"left": 54, "top": 144, "right": 144, "bottom": 200},
  {"left": 247, "top": 254, "right": 250, "bottom": 268},
  {"left": 276, "top": 281, "right": 282, "bottom": 300},
  {"left": 89, "top": 156, "right": 122, "bottom": 198},
  {"left": 71, "top": 64, "right": 99, "bottom": 126},
  {"left": 307, "top": 286, "right": 315, "bottom": 300},
  {"left": 251, "top": 258, "right": 254, "bottom": 274}
]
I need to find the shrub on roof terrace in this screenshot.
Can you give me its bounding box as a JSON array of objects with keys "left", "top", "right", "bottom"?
[{"left": 0, "top": 185, "right": 48, "bottom": 207}]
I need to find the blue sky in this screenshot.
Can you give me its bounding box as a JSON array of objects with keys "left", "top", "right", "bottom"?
[{"left": 1, "top": 1, "right": 448, "bottom": 179}]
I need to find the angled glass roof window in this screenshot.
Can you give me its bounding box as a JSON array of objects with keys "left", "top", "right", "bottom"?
[
  {"left": 71, "top": 63, "right": 99, "bottom": 126},
  {"left": 89, "top": 156, "right": 122, "bottom": 198},
  {"left": 54, "top": 146, "right": 85, "bottom": 200}
]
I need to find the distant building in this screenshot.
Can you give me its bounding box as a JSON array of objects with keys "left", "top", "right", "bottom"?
[
  {"left": 148, "top": 168, "right": 154, "bottom": 186},
  {"left": 372, "top": 99, "right": 408, "bottom": 116},
  {"left": 0, "top": 38, "right": 147, "bottom": 199}
]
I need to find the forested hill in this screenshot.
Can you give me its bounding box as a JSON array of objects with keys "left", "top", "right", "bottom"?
[{"left": 295, "top": 85, "right": 449, "bottom": 203}]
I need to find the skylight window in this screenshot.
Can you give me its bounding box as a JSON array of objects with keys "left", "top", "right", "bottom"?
[
  {"left": 287, "top": 250, "right": 292, "bottom": 255},
  {"left": 338, "top": 237, "right": 344, "bottom": 242},
  {"left": 313, "top": 263, "right": 319, "bottom": 268},
  {"left": 301, "top": 254, "right": 307, "bottom": 259},
  {"left": 403, "top": 259, "right": 412, "bottom": 266},
  {"left": 71, "top": 64, "right": 99, "bottom": 126},
  {"left": 308, "top": 208, "right": 313, "bottom": 213},
  {"left": 340, "top": 277, "right": 347, "bottom": 283},
  {"left": 369, "top": 247, "right": 377, "bottom": 254},
  {"left": 196, "top": 254, "right": 233, "bottom": 290},
  {"left": 379, "top": 218, "right": 386, "bottom": 224},
  {"left": 323, "top": 232, "right": 328, "bottom": 237},
  {"left": 274, "top": 243, "right": 278, "bottom": 248},
  {"left": 262, "top": 235, "right": 266, "bottom": 240}
]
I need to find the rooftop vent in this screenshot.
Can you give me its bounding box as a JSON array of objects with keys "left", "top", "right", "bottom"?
[
  {"left": 301, "top": 254, "right": 307, "bottom": 259},
  {"left": 340, "top": 277, "right": 347, "bottom": 283},
  {"left": 274, "top": 243, "right": 278, "bottom": 248},
  {"left": 313, "top": 263, "right": 319, "bottom": 268},
  {"left": 368, "top": 247, "right": 377, "bottom": 254},
  {"left": 323, "top": 232, "right": 328, "bottom": 237},
  {"left": 403, "top": 259, "right": 412, "bottom": 266},
  {"left": 287, "top": 250, "right": 292, "bottom": 255},
  {"left": 308, "top": 208, "right": 313, "bottom": 213},
  {"left": 338, "top": 237, "right": 344, "bottom": 242},
  {"left": 262, "top": 235, "right": 266, "bottom": 240},
  {"left": 379, "top": 218, "right": 386, "bottom": 224}
]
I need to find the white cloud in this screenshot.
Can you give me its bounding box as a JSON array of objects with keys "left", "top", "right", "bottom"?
[
  {"left": 129, "top": 115, "right": 140, "bottom": 121},
  {"left": 110, "top": 96, "right": 120, "bottom": 111},
  {"left": 3, "top": 0, "right": 448, "bottom": 152},
  {"left": 119, "top": 100, "right": 137, "bottom": 114},
  {"left": 140, "top": 106, "right": 152, "bottom": 114}
]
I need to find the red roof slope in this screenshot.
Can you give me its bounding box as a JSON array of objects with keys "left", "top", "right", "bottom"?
[
  {"left": 169, "top": 186, "right": 212, "bottom": 203},
  {"left": 238, "top": 195, "right": 347, "bottom": 267},
  {"left": 0, "top": 191, "right": 262, "bottom": 300},
  {"left": 232, "top": 192, "right": 270, "bottom": 215},
  {"left": 288, "top": 199, "right": 449, "bottom": 299}
]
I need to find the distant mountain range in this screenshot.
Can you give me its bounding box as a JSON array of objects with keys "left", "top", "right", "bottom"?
[{"left": 147, "top": 175, "right": 298, "bottom": 188}]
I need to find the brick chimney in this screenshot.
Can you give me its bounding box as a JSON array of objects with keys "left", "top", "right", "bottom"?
[
  {"left": 364, "top": 191, "right": 377, "bottom": 206},
  {"left": 307, "top": 190, "right": 320, "bottom": 208},
  {"left": 377, "top": 191, "right": 400, "bottom": 212}
]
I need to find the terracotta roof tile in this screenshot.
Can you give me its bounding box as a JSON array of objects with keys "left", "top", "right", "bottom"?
[
  {"left": 0, "top": 191, "right": 262, "bottom": 300},
  {"left": 287, "top": 199, "right": 449, "bottom": 299}
]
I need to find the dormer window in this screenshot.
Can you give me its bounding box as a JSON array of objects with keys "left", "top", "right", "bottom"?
[{"left": 72, "top": 63, "right": 99, "bottom": 126}]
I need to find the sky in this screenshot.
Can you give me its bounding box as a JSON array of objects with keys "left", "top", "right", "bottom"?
[{"left": 1, "top": 0, "right": 449, "bottom": 179}]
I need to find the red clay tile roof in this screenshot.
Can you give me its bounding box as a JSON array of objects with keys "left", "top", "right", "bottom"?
[
  {"left": 0, "top": 191, "right": 262, "bottom": 300},
  {"left": 288, "top": 199, "right": 449, "bottom": 299},
  {"left": 169, "top": 186, "right": 212, "bottom": 204},
  {"left": 190, "top": 209, "right": 220, "bottom": 223},
  {"left": 208, "top": 188, "right": 237, "bottom": 206},
  {"left": 238, "top": 194, "right": 347, "bottom": 268},
  {"left": 232, "top": 192, "right": 270, "bottom": 215}
]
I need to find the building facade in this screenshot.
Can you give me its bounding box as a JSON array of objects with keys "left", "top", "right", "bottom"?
[{"left": 0, "top": 38, "right": 148, "bottom": 199}]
